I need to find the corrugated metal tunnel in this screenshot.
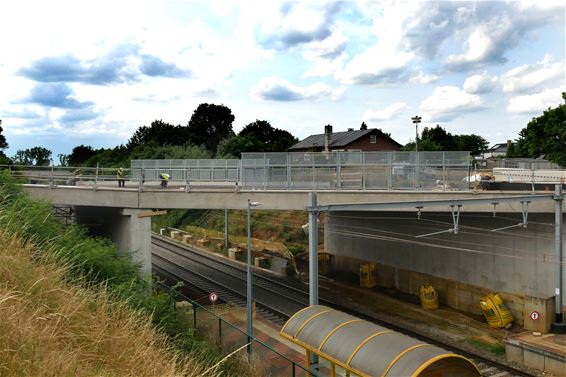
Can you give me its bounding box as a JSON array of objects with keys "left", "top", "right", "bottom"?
[{"left": 280, "top": 305, "right": 480, "bottom": 377}]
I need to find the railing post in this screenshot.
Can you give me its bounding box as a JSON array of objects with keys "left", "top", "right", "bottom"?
[
  {"left": 287, "top": 153, "right": 292, "bottom": 190},
  {"left": 336, "top": 153, "right": 341, "bottom": 191},
  {"left": 49, "top": 163, "right": 54, "bottom": 188}
]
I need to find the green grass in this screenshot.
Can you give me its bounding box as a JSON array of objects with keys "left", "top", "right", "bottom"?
[{"left": 464, "top": 338, "right": 506, "bottom": 356}]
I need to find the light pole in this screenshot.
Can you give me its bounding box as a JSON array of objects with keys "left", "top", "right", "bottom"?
[
  {"left": 412, "top": 115, "right": 422, "bottom": 153},
  {"left": 247, "top": 199, "right": 261, "bottom": 359},
  {"left": 412, "top": 115, "right": 422, "bottom": 188}
]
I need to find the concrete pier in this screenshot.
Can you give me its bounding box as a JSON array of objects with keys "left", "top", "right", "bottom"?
[{"left": 74, "top": 206, "right": 152, "bottom": 276}]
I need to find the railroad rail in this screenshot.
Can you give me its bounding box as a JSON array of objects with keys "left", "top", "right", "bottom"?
[{"left": 152, "top": 234, "right": 534, "bottom": 377}]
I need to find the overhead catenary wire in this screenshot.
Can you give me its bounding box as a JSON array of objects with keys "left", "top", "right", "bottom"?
[{"left": 324, "top": 226, "right": 565, "bottom": 265}]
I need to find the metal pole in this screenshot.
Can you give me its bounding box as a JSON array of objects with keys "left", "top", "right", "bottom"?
[
  {"left": 247, "top": 199, "right": 253, "bottom": 358},
  {"left": 308, "top": 192, "right": 319, "bottom": 305},
  {"left": 224, "top": 208, "right": 229, "bottom": 251},
  {"left": 552, "top": 185, "right": 565, "bottom": 333}
]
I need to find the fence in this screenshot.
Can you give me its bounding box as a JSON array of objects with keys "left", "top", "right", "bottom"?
[
  {"left": 157, "top": 282, "right": 309, "bottom": 376},
  {"left": 131, "top": 159, "right": 240, "bottom": 183},
  {"left": 240, "top": 151, "right": 471, "bottom": 190}
]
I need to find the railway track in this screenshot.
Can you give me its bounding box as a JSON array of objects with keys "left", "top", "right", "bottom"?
[{"left": 152, "top": 234, "right": 534, "bottom": 377}]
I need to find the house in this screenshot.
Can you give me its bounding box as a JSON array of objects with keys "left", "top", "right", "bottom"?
[
  {"left": 288, "top": 124, "right": 402, "bottom": 153},
  {"left": 485, "top": 140, "right": 516, "bottom": 159}
]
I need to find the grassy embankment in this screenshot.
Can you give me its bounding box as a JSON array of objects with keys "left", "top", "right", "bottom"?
[
  {"left": 0, "top": 171, "right": 246, "bottom": 376},
  {"left": 152, "top": 209, "right": 310, "bottom": 256}
]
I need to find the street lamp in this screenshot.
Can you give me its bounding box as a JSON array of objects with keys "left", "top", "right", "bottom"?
[
  {"left": 411, "top": 115, "right": 422, "bottom": 153},
  {"left": 247, "top": 199, "right": 261, "bottom": 359},
  {"left": 412, "top": 115, "right": 422, "bottom": 189}
]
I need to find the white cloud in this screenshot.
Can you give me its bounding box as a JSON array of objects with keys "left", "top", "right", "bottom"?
[
  {"left": 501, "top": 54, "right": 564, "bottom": 94},
  {"left": 409, "top": 72, "right": 439, "bottom": 85},
  {"left": 251, "top": 77, "right": 343, "bottom": 102},
  {"left": 507, "top": 88, "right": 565, "bottom": 114},
  {"left": 363, "top": 102, "right": 408, "bottom": 121},
  {"left": 445, "top": 28, "right": 499, "bottom": 69},
  {"left": 420, "top": 86, "right": 483, "bottom": 121},
  {"left": 463, "top": 72, "right": 498, "bottom": 94}
]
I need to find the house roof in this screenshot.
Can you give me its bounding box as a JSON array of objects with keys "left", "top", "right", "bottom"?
[
  {"left": 489, "top": 142, "right": 515, "bottom": 153},
  {"left": 288, "top": 128, "right": 401, "bottom": 150}
]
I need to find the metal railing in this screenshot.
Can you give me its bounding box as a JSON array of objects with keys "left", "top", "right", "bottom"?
[
  {"left": 157, "top": 281, "right": 309, "bottom": 376},
  {"left": 1, "top": 151, "right": 471, "bottom": 192},
  {"left": 240, "top": 151, "right": 470, "bottom": 190}
]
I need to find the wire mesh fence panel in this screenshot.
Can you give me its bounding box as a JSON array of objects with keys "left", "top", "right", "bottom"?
[
  {"left": 339, "top": 166, "right": 363, "bottom": 189},
  {"left": 364, "top": 165, "right": 390, "bottom": 189},
  {"left": 391, "top": 165, "right": 417, "bottom": 189},
  {"left": 313, "top": 167, "right": 337, "bottom": 190},
  {"left": 290, "top": 167, "right": 314, "bottom": 189},
  {"left": 131, "top": 152, "right": 470, "bottom": 191},
  {"left": 267, "top": 167, "right": 288, "bottom": 189}
]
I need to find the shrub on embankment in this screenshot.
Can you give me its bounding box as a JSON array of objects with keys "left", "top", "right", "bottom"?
[{"left": 0, "top": 171, "right": 243, "bottom": 376}]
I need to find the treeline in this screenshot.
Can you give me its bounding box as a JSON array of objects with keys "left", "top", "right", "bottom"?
[
  {"left": 403, "top": 125, "right": 489, "bottom": 156},
  {"left": 506, "top": 92, "right": 566, "bottom": 166},
  {"left": 59, "top": 103, "right": 298, "bottom": 167}
]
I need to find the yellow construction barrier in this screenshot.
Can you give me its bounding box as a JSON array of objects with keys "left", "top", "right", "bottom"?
[
  {"left": 359, "top": 262, "right": 377, "bottom": 288},
  {"left": 420, "top": 285, "right": 439, "bottom": 310},
  {"left": 479, "top": 293, "right": 514, "bottom": 329}
]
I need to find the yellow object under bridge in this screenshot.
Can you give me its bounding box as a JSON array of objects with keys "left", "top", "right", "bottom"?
[{"left": 280, "top": 305, "right": 480, "bottom": 377}]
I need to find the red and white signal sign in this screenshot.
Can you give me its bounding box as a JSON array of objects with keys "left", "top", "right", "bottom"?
[
  {"left": 530, "top": 311, "right": 540, "bottom": 321},
  {"left": 209, "top": 292, "right": 218, "bottom": 303}
]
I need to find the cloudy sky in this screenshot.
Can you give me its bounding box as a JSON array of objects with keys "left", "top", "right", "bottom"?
[{"left": 0, "top": 0, "right": 564, "bottom": 158}]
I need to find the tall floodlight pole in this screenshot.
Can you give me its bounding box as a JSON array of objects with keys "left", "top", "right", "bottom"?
[
  {"left": 412, "top": 115, "right": 422, "bottom": 153},
  {"left": 551, "top": 185, "right": 565, "bottom": 333},
  {"left": 247, "top": 199, "right": 261, "bottom": 358},
  {"left": 412, "top": 115, "right": 422, "bottom": 188}
]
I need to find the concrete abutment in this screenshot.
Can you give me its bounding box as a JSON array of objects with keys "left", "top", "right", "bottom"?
[{"left": 74, "top": 206, "right": 152, "bottom": 277}]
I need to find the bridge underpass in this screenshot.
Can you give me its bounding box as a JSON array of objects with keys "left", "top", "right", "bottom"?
[{"left": 21, "top": 183, "right": 564, "bottom": 333}]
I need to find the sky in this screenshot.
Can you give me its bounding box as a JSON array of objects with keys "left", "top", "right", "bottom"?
[{"left": 0, "top": 0, "right": 564, "bottom": 159}]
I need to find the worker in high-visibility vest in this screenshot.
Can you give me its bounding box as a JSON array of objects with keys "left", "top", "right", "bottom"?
[
  {"left": 117, "top": 167, "right": 125, "bottom": 188},
  {"left": 159, "top": 172, "right": 170, "bottom": 188}
]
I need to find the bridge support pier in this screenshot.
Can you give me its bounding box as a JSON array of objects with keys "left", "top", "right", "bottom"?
[{"left": 74, "top": 206, "right": 152, "bottom": 277}]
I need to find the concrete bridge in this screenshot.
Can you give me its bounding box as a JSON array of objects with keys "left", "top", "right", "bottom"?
[{"left": 21, "top": 181, "right": 565, "bottom": 333}]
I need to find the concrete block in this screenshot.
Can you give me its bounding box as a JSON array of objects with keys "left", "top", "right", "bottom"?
[
  {"left": 228, "top": 248, "right": 241, "bottom": 260},
  {"left": 523, "top": 349, "right": 545, "bottom": 371},
  {"left": 545, "top": 355, "right": 566, "bottom": 376},
  {"left": 176, "top": 300, "right": 193, "bottom": 312},
  {"left": 182, "top": 234, "right": 193, "bottom": 244},
  {"left": 505, "top": 343, "right": 524, "bottom": 365},
  {"left": 170, "top": 230, "right": 182, "bottom": 240},
  {"left": 523, "top": 296, "right": 553, "bottom": 333},
  {"left": 197, "top": 238, "right": 209, "bottom": 247}
]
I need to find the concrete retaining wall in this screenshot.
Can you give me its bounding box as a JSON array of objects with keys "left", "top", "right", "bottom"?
[{"left": 325, "top": 211, "right": 565, "bottom": 331}]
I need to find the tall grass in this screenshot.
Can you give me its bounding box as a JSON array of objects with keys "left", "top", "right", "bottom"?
[
  {"left": 0, "top": 171, "right": 249, "bottom": 376},
  {"left": 0, "top": 232, "right": 201, "bottom": 376}
]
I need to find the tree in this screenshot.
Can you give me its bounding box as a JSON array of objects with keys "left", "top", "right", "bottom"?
[
  {"left": 67, "top": 145, "right": 98, "bottom": 166},
  {"left": 216, "top": 135, "right": 265, "bottom": 158},
  {"left": 514, "top": 92, "right": 566, "bottom": 166},
  {"left": 239, "top": 120, "right": 298, "bottom": 152},
  {"left": 127, "top": 119, "right": 190, "bottom": 149},
  {"left": 0, "top": 120, "right": 8, "bottom": 150},
  {"left": 187, "top": 103, "right": 235, "bottom": 154},
  {"left": 454, "top": 134, "right": 489, "bottom": 156},
  {"left": 402, "top": 125, "right": 488, "bottom": 156},
  {"left": 12, "top": 147, "right": 52, "bottom": 166}
]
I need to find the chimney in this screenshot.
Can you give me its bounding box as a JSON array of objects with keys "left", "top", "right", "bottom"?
[
  {"left": 324, "top": 124, "right": 332, "bottom": 152},
  {"left": 347, "top": 128, "right": 354, "bottom": 132},
  {"left": 507, "top": 140, "right": 512, "bottom": 149}
]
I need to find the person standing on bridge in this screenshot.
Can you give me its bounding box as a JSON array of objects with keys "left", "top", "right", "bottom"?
[
  {"left": 117, "top": 167, "right": 125, "bottom": 188},
  {"left": 159, "top": 172, "right": 169, "bottom": 188}
]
